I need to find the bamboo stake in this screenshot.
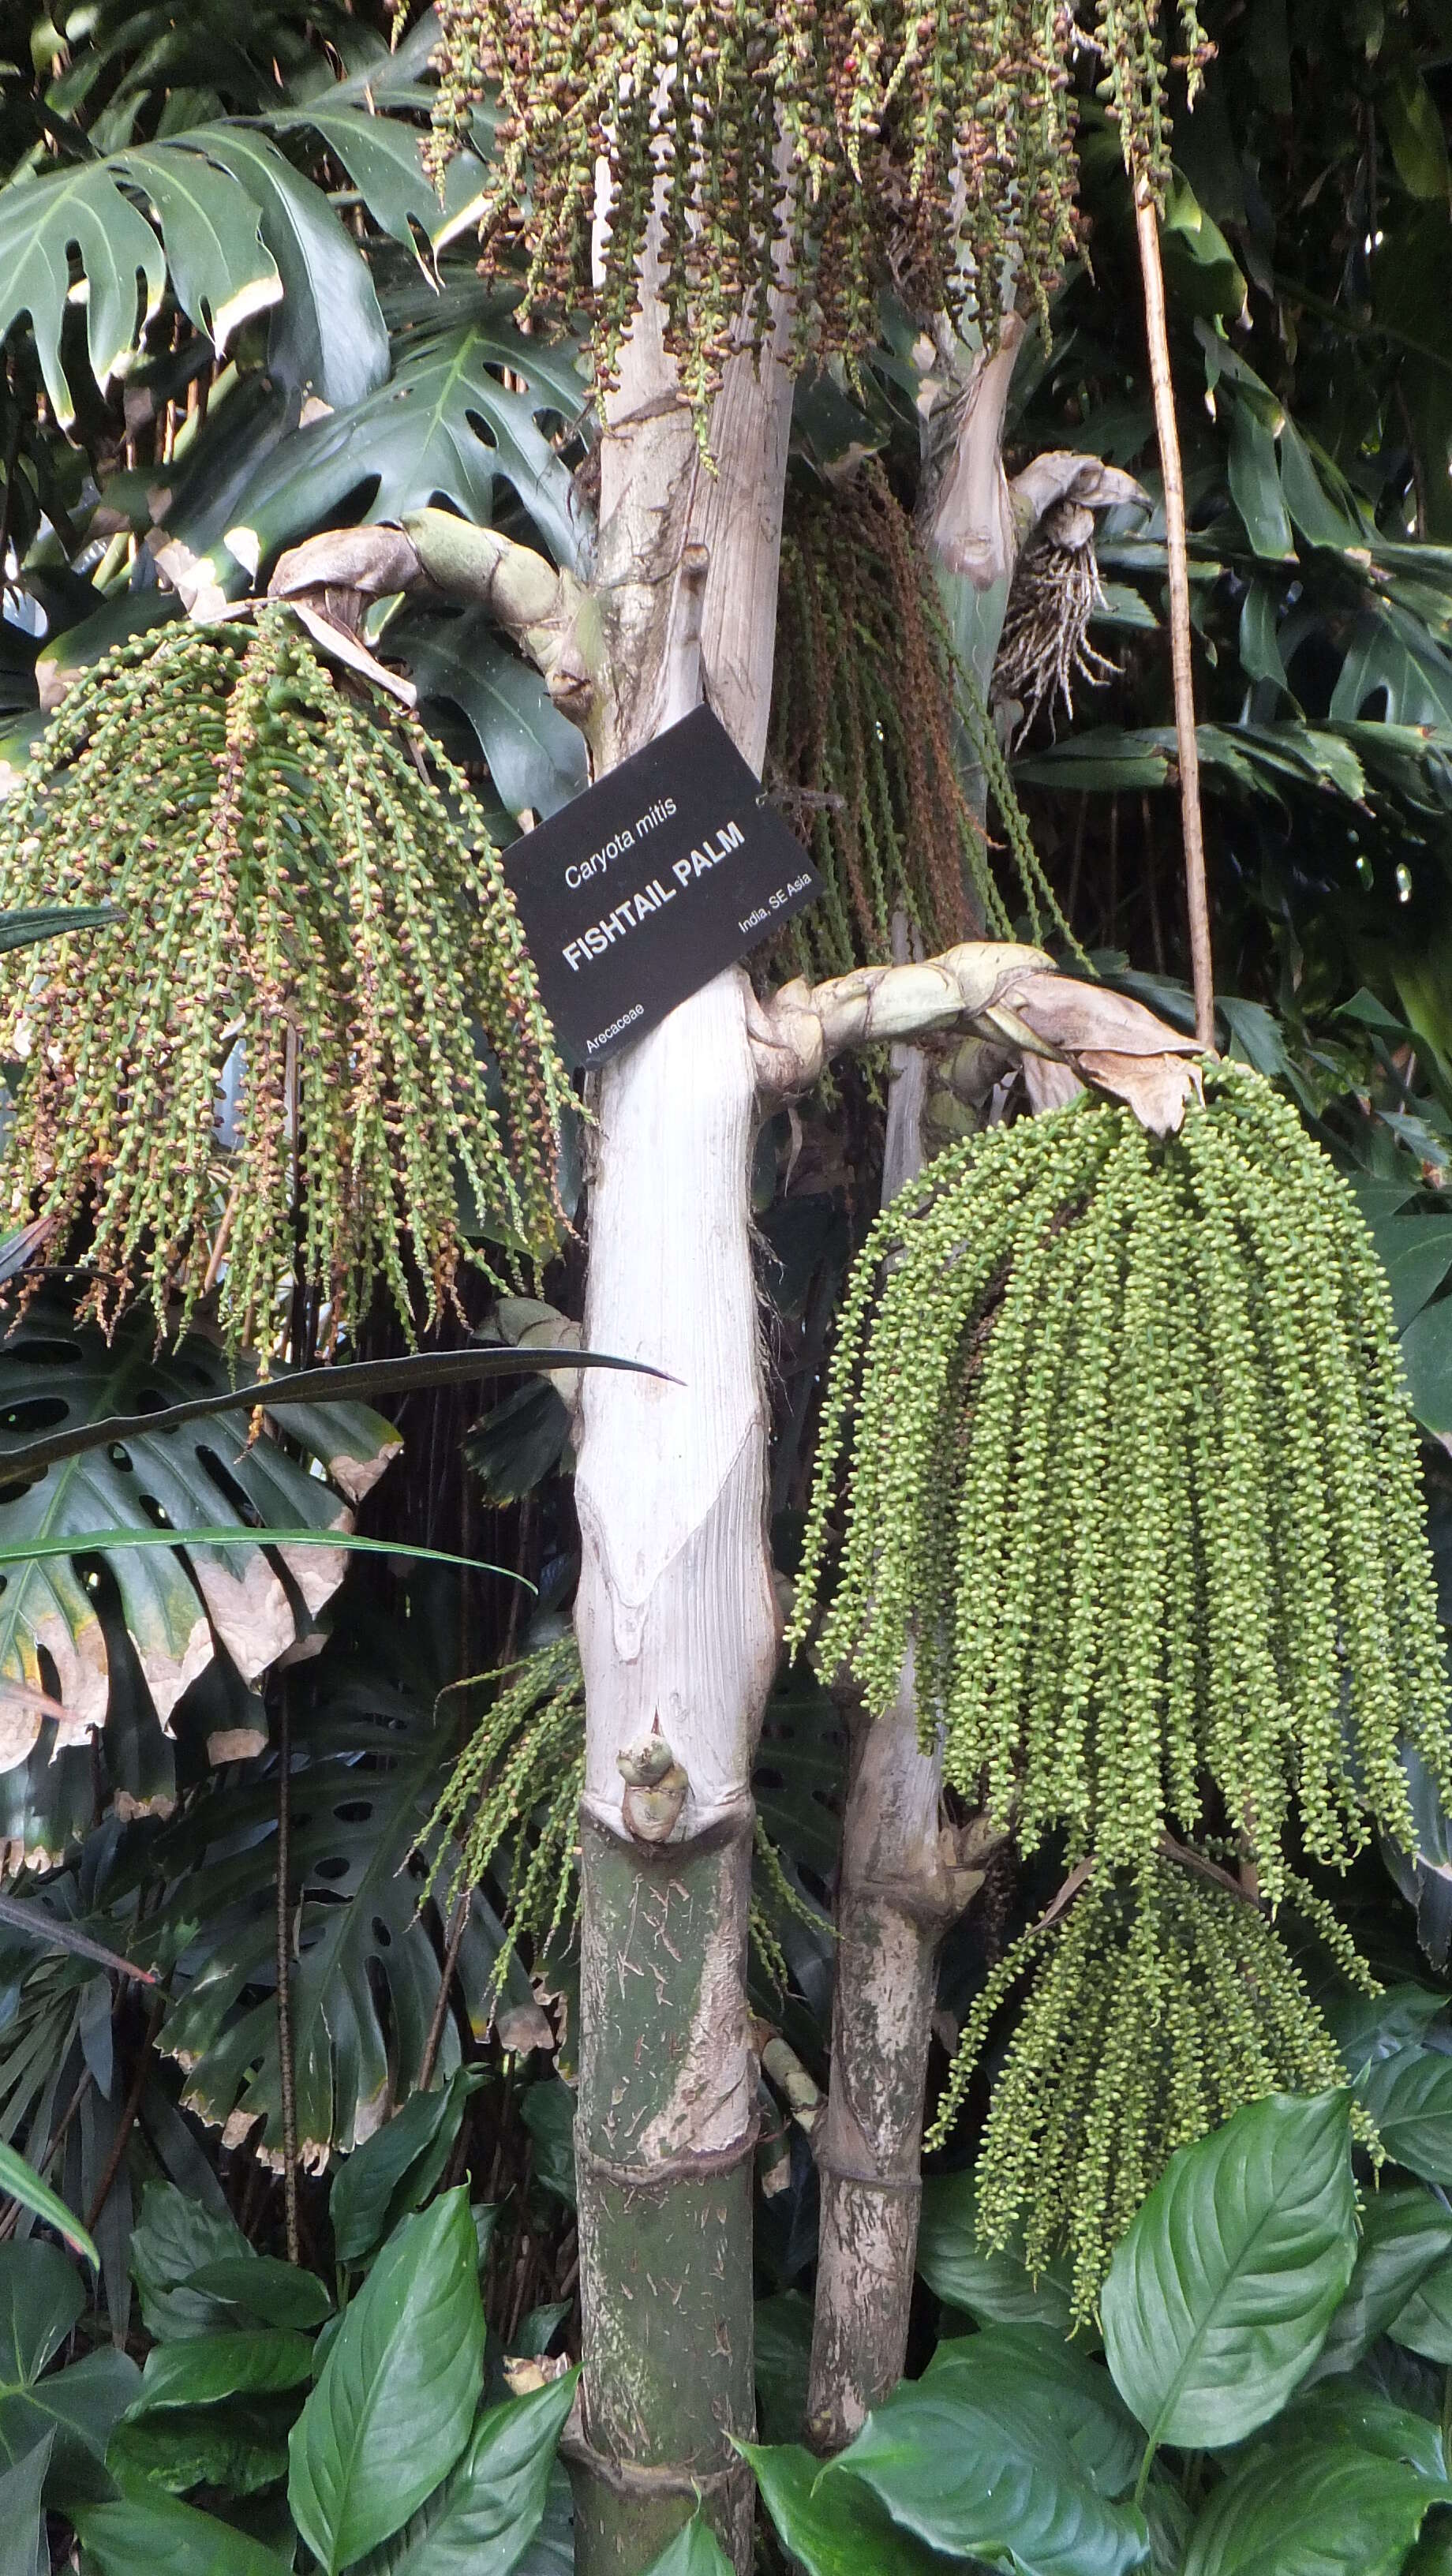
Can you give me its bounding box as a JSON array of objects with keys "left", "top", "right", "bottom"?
[{"left": 1135, "top": 192, "right": 1215, "bottom": 1049}]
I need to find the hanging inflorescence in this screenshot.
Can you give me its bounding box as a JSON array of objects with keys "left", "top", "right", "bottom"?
[
  {"left": 926, "top": 1853, "right": 1380, "bottom": 2322},
  {"left": 0, "top": 608, "right": 568, "bottom": 1351},
  {"left": 421, "top": 1636, "right": 587, "bottom": 1999},
  {"left": 791, "top": 1061, "right": 1450, "bottom": 1907},
  {"left": 425, "top": 0, "right": 1081, "bottom": 405},
  {"left": 768, "top": 466, "right": 1080, "bottom": 978},
  {"left": 421, "top": 1634, "right": 818, "bottom": 1996},
  {"left": 1091, "top": 0, "right": 1215, "bottom": 200}
]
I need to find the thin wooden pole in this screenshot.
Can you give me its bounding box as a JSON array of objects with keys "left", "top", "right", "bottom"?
[{"left": 1136, "top": 192, "right": 1215, "bottom": 1049}]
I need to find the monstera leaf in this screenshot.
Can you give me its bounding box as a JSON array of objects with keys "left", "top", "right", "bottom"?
[
  {"left": 220, "top": 298, "right": 587, "bottom": 581},
  {"left": 0, "top": 1299, "right": 399, "bottom": 1776},
  {"left": 157, "top": 1628, "right": 538, "bottom": 2161}
]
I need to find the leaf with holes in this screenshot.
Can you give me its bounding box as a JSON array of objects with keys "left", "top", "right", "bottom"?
[
  {"left": 0, "top": 1298, "right": 398, "bottom": 1803},
  {"left": 156, "top": 1631, "right": 538, "bottom": 2160},
  {"left": 223, "top": 308, "right": 586, "bottom": 579},
  {"left": 0, "top": 140, "right": 279, "bottom": 427}
]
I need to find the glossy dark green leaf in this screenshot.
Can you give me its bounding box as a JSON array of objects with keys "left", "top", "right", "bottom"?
[
  {"left": 1310, "top": 2188, "right": 1452, "bottom": 2381},
  {"left": 923, "top": 2330, "right": 1139, "bottom": 2496},
  {"left": 130, "top": 2183, "right": 251, "bottom": 2343},
  {"left": 75, "top": 2490, "right": 295, "bottom": 2576},
  {"left": 0, "top": 2347, "right": 139, "bottom": 2499},
  {"left": 1364, "top": 1217, "right": 1452, "bottom": 1331},
  {"left": 1358, "top": 2050, "right": 1452, "bottom": 2183},
  {"left": 1325, "top": 1988, "right": 1448, "bottom": 2075},
  {"left": 1100, "top": 2092, "right": 1357, "bottom": 2451},
  {"left": 638, "top": 2522, "right": 734, "bottom": 2576},
  {"left": 0, "top": 2433, "right": 50, "bottom": 2576},
  {"left": 520, "top": 2083, "right": 576, "bottom": 2208},
  {"left": 400, "top": 611, "right": 588, "bottom": 822},
  {"left": 1380, "top": 67, "right": 1450, "bottom": 203},
  {"left": 917, "top": 2172, "right": 1075, "bottom": 2333},
  {"left": 1278, "top": 2379, "right": 1448, "bottom": 2481},
  {"left": 126, "top": 2331, "right": 314, "bottom": 2414},
  {"left": 159, "top": 1644, "right": 538, "bottom": 2161},
  {"left": 192, "top": 127, "right": 387, "bottom": 409},
  {"left": 107, "top": 2405, "right": 291, "bottom": 2502},
  {"left": 1390, "top": 2248, "right": 1452, "bottom": 2363},
  {"left": 331, "top": 2071, "right": 480, "bottom": 2266},
  {"left": 354, "top": 2372, "right": 578, "bottom": 2576},
  {"left": 288, "top": 2190, "right": 485, "bottom": 2574},
  {"left": 744, "top": 2441, "right": 958, "bottom": 2576},
  {"left": 184, "top": 2256, "right": 332, "bottom": 2331},
  {"left": 813, "top": 2334, "right": 1149, "bottom": 2576},
  {"left": 1401, "top": 1302, "right": 1452, "bottom": 1440},
  {"left": 223, "top": 313, "right": 586, "bottom": 580},
  {"left": 1181, "top": 2440, "right": 1446, "bottom": 2576},
  {"left": 1228, "top": 396, "right": 1296, "bottom": 560}
]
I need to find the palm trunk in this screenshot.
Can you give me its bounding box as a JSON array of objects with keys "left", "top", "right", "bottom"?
[{"left": 566, "top": 320, "right": 794, "bottom": 2573}]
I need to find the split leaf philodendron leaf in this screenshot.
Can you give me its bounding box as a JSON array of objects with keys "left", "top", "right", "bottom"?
[
  {"left": 365, "top": 2370, "right": 580, "bottom": 2576},
  {"left": 156, "top": 1634, "right": 538, "bottom": 2160},
  {"left": 1100, "top": 2092, "right": 1357, "bottom": 2454},
  {"left": 287, "top": 2190, "right": 485, "bottom": 2575},
  {"left": 1181, "top": 2441, "right": 1450, "bottom": 2576},
  {"left": 0, "top": 1299, "right": 399, "bottom": 1780}
]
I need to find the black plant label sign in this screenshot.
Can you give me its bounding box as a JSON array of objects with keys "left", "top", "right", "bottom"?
[{"left": 502, "top": 706, "right": 821, "bottom": 1066}]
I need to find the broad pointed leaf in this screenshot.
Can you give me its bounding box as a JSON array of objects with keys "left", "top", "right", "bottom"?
[
  {"left": 1182, "top": 2441, "right": 1446, "bottom": 2576},
  {"left": 125, "top": 2331, "right": 314, "bottom": 2414},
  {"left": 745, "top": 2441, "right": 961, "bottom": 2576},
  {"left": 638, "top": 2524, "right": 734, "bottom": 2576},
  {"left": 399, "top": 611, "right": 588, "bottom": 820},
  {"left": 807, "top": 2330, "right": 1149, "bottom": 2576},
  {"left": 917, "top": 2171, "right": 1075, "bottom": 2333},
  {"left": 1100, "top": 2092, "right": 1357, "bottom": 2451},
  {"left": 330, "top": 2070, "right": 479, "bottom": 2266},
  {"left": 75, "top": 2491, "right": 294, "bottom": 2576},
  {"left": 184, "top": 2257, "right": 331, "bottom": 2332},
  {"left": 129, "top": 2184, "right": 250, "bottom": 2345},
  {"left": 1311, "top": 2188, "right": 1452, "bottom": 2381},
  {"left": 287, "top": 2191, "right": 484, "bottom": 2574},
  {"left": 352, "top": 2370, "right": 578, "bottom": 2576},
  {"left": 1358, "top": 2050, "right": 1452, "bottom": 2184},
  {"left": 0, "top": 2245, "right": 137, "bottom": 2490},
  {"left": 0, "top": 2431, "right": 51, "bottom": 2576}
]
